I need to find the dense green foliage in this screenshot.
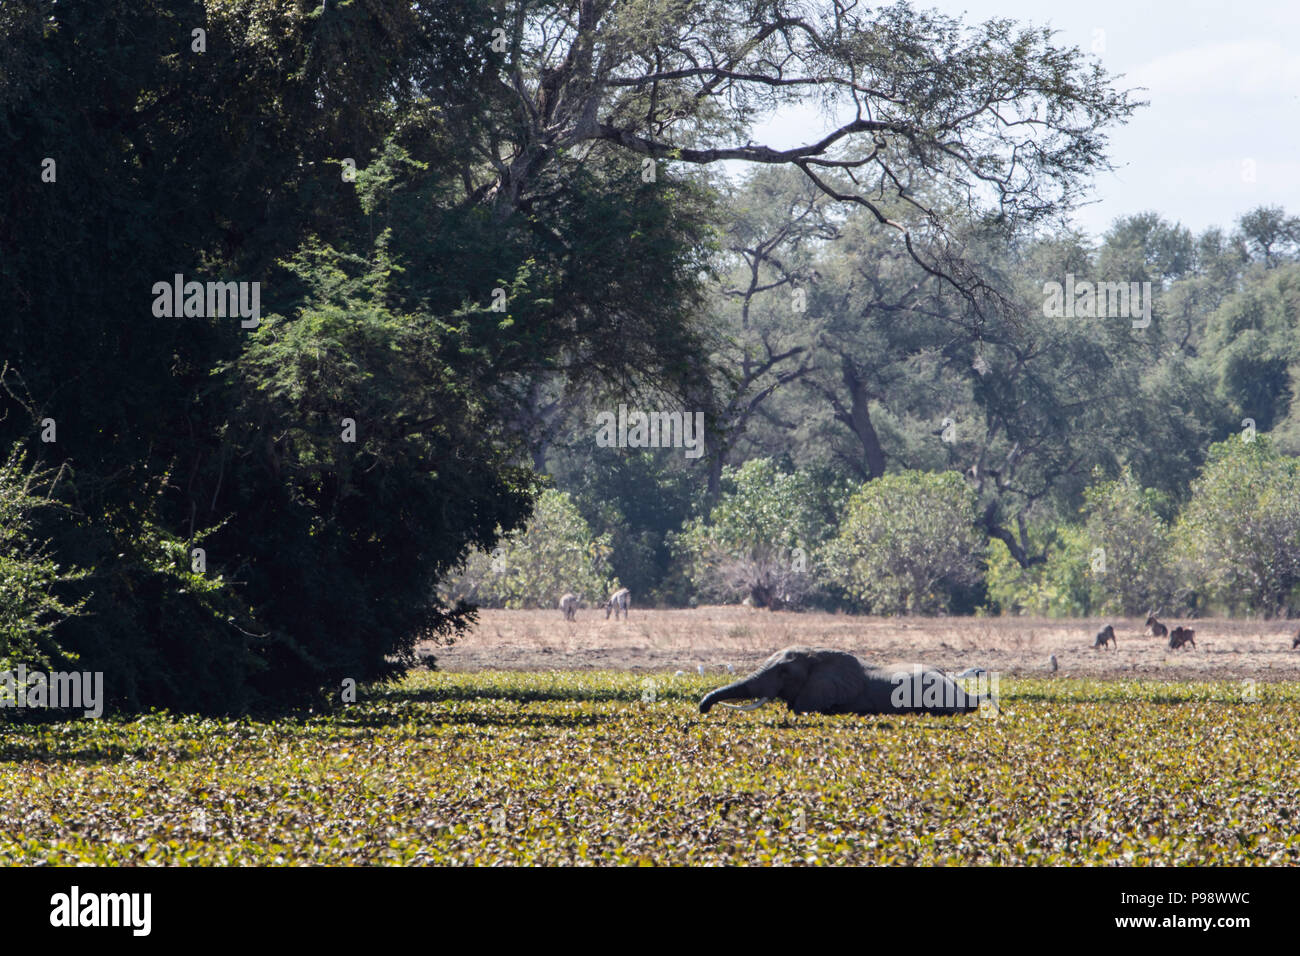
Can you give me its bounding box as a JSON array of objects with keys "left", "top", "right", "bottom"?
[
  {"left": 1174, "top": 437, "right": 1300, "bottom": 616},
  {"left": 824, "top": 470, "right": 984, "bottom": 614},
  {"left": 985, "top": 473, "right": 1174, "bottom": 618},
  {"left": 545, "top": 450, "right": 701, "bottom": 605},
  {"left": 673, "top": 459, "right": 847, "bottom": 608},
  {"left": 441, "top": 489, "right": 614, "bottom": 608},
  {"left": 4, "top": 0, "right": 1296, "bottom": 717},
  {"left": 539, "top": 190, "right": 1300, "bottom": 615},
  {"left": 1077, "top": 470, "right": 1177, "bottom": 616},
  {"left": 1, "top": 1, "right": 714, "bottom": 709},
  {"left": 985, "top": 525, "right": 1096, "bottom": 618},
  {"left": 0, "top": 446, "right": 86, "bottom": 669},
  {"left": 2, "top": 669, "right": 1298, "bottom": 864}
]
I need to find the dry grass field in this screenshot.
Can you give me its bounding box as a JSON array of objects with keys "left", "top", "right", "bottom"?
[{"left": 431, "top": 607, "right": 1300, "bottom": 682}]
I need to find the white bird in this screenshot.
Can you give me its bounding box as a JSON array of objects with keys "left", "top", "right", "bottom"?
[
  {"left": 1048, "top": 654, "right": 1059, "bottom": 672},
  {"left": 673, "top": 670, "right": 685, "bottom": 677},
  {"left": 954, "top": 667, "right": 986, "bottom": 679},
  {"left": 697, "top": 664, "right": 705, "bottom": 675},
  {"left": 726, "top": 663, "right": 735, "bottom": 674}
]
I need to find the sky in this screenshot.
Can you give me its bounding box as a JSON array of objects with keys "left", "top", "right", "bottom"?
[{"left": 745, "top": 0, "right": 1300, "bottom": 241}]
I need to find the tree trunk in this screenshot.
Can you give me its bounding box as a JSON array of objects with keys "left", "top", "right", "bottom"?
[{"left": 842, "top": 357, "right": 886, "bottom": 479}]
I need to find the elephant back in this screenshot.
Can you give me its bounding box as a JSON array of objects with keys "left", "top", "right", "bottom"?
[{"left": 867, "top": 663, "right": 981, "bottom": 714}]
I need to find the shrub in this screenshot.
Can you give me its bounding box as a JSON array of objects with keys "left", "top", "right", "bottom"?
[
  {"left": 441, "top": 489, "right": 614, "bottom": 609},
  {"left": 984, "top": 471, "right": 1175, "bottom": 618},
  {"left": 984, "top": 524, "right": 1088, "bottom": 617},
  {"left": 672, "top": 459, "right": 846, "bottom": 608},
  {"left": 0, "top": 445, "right": 86, "bottom": 670},
  {"left": 1174, "top": 436, "right": 1300, "bottom": 616},
  {"left": 1079, "top": 468, "right": 1176, "bottom": 616},
  {"left": 824, "top": 470, "right": 983, "bottom": 615}
]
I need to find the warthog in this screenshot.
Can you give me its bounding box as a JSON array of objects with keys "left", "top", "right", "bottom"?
[
  {"left": 559, "top": 592, "right": 581, "bottom": 621},
  {"left": 1144, "top": 614, "right": 1168, "bottom": 639},
  {"left": 1293, "top": 630, "right": 1300, "bottom": 650},
  {"left": 605, "top": 587, "right": 631, "bottom": 620},
  {"left": 1168, "top": 626, "right": 1196, "bottom": 651},
  {"left": 1092, "top": 625, "right": 1116, "bottom": 650}
]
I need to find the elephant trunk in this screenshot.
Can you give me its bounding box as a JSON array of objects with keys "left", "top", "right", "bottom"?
[{"left": 699, "top": 678, "right": 758, "bottom": 713}]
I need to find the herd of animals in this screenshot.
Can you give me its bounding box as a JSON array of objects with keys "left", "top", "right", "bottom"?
[
  {"left": 559, "top": 587, "right": 630, "bottom": 621},
  {"left": 1094, "top": 614, "right": 1300, "bottom": 652},
  {"left": 1091, "top": 614, "right": 1199, "bottom": 652},
  {"left": 552, "top": 592, "right": 1300, "bottom": 716}
]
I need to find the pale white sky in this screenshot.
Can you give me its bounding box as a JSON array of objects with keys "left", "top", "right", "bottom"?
[{"left": 744, "top": 0, "right": 1300, "bottom": 241}]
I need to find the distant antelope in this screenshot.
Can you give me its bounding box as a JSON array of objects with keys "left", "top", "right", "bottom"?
[
  {"left": 1093, "top": 625, "right": 1116, "bottom": 650},
  {"left": 1291, "top": 629, "right": 1299, "bottom": 650},
  {"left": 605, "top": 587, "right": 631, "bottom": 620},
  {"left": 1144, "top": 614, "right": 1168, "bottom": 639},
  {"left": 559, "top": 592, "right": 581, "bottom": 622},
  {"left": 1168, "top": 626, "right": 1196, "bottom": 651}
]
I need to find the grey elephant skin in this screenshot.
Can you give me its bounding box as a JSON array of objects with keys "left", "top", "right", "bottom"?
[{"left": 698, "top": 646, "right": 986, "bottom": 716}]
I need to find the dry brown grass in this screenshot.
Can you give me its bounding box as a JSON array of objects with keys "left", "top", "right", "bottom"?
[{"left": 425, "top": 607, "right": 1300, "bottom": 681}]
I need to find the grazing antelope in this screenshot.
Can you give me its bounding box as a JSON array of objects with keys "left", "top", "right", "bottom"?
[
  {"left": 1093, "top": 625, "right": 1116, "bottom": 650},
  {"left": 1168, "top": 626, "right": 1196, "bottom": 651},
  {"left": 605, "top": 587, "right": 631, "bottom": 621},
  {"left": 1144, "top": 614, "right": 1169, "bottom": 639},
  {"left": 559, "top": 592, "right": 580, "bottom": 622}
]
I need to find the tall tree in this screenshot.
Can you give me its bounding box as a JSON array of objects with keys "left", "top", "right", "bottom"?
[{"left": 473, "top": 0, "right": 1139, "bottom": 302}]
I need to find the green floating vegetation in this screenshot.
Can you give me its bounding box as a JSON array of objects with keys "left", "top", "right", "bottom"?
[{"left": 2, "top": 671, "right": 1298, "bottom": 865}]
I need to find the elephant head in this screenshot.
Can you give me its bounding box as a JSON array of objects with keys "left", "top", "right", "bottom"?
[
  {"left": 698, "top": 647, "right": 817, "bottom": 713},
  {"left": 699, "top": 646, "right": 988, "bottom": 717}
]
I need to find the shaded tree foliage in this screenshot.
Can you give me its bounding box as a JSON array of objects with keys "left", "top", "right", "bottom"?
[
  {"left": 0, "top": 0, "right": 713, "bottom": 709},
  {"left": 0, "top": 0, "right": 1165, "bottom": 712}
]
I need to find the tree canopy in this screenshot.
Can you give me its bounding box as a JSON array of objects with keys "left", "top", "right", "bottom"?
[{"left": 22, "top": 1, "right": 1293, "bottom": 714}]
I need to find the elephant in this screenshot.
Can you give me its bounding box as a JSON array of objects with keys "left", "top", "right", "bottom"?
[{"left": 698, "top": 646, "right": 991, "bottom": 717}]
